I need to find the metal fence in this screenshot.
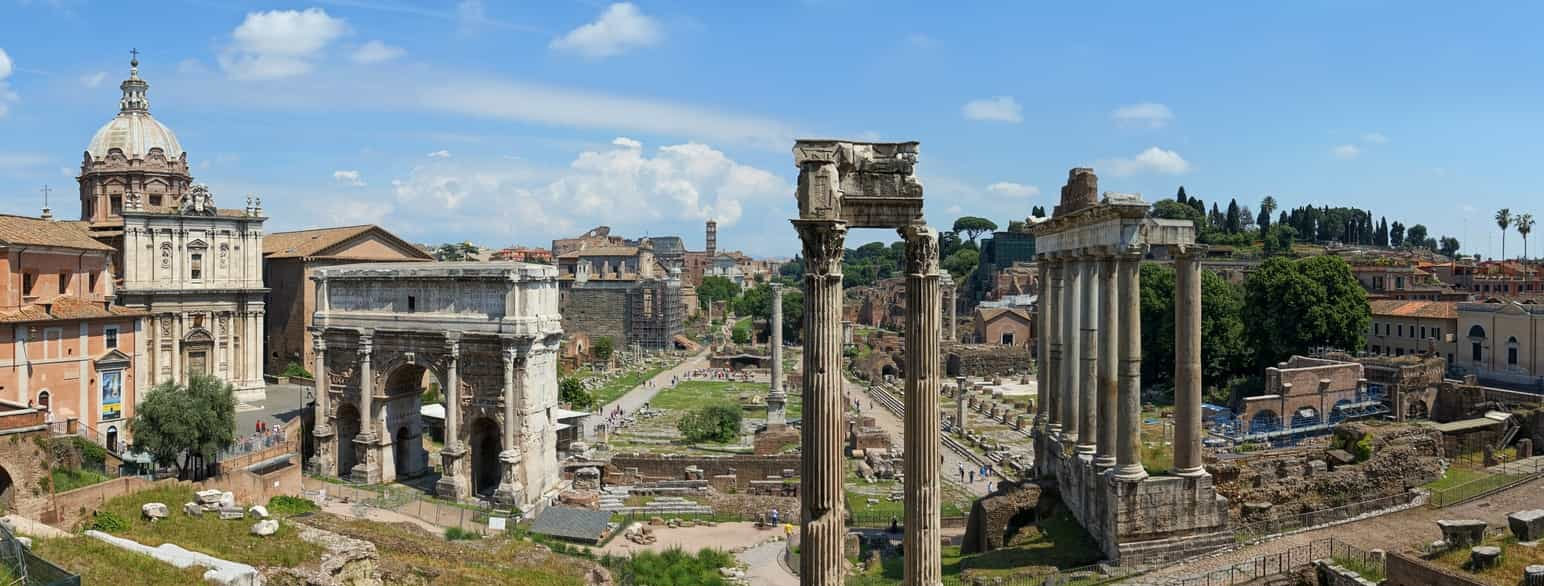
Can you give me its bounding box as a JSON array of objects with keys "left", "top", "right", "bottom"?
[
  {"left": 0, "top": 519, "right": 77, "bottom": 586},
  {"left": 302, "top": 477, "right": 507, "bottom": 535},
  {"left": 1429, "top": 455, "right": 1544, "bottom": 507},
  {"left": 1142, "top": 538, "right": 1378, "bottom": 586},
  {"left": 1233, "top": 491, "right": 1420, "bottom": 543}
]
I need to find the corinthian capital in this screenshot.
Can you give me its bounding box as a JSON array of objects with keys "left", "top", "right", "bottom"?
[
  {"left": 899, "top": 223, "right": 940, "bottom": 276},
  {"left": 794, "top": 220, "right": 847, "bottom": 277}
]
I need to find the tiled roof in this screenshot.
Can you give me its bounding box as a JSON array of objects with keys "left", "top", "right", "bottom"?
[
  {"left": 976, "top": 307, "right": 1032, "bottom": 323},
  {"left": 0, "top": 296, "right": 146, "bottom": 323},
  {"left": 1369, "top": 299, "right": 1458, "bottom": 319},
  {"left": 264, "top": 225, "right": 431, "bottom": 260},
  {"left": 0, "top": 215, "right": 112, "bottom": 251},
  {"left": 529, "top": 507, "right": 612, "bottom": 543}
]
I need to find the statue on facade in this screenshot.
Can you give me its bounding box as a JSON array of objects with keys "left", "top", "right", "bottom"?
[{"left": 179, "top": 184, "right": 217, "bottom": 215}]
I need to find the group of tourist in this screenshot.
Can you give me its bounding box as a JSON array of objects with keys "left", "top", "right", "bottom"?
[
  {"left": 684, "top": 368, "right": 756, "bottom": 382},
  {"left": 958, "top": 462, "right": 999, "bottom": 491}
]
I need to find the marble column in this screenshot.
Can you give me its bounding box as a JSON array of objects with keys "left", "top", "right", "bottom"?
[
  {"left": 309, "top": 331, "right": 333, "bottom": 476},
  {"left": 948, "top": 281, "right": 958, "bottom": 342},
  {"left": 900, "top": 224, "right": 942, "bottom": 586},
  {"left": 1173, "top": 249, "right": 1207, "bottom": 477},
  {"left": 956, "top": 376, "right": 968, "bottom": 433},
  {"left": 1115, "top": 253, "right": 1147, "bottom": 481},
  {"left": 350, "top": 331, "right": 376, "bottom": 484},
  {"left": 1078, "top": 256, "right": 1098, "bottom": 456},
  {"left": 1045, "top": 259, "right": 1062, "bottom": 434},
  {"left": 793, "top": 219, "right": 847, "bottom": 585},
  {"left": 1035, "top": 261, "right": 1049, "bottom": 427},
  {"left": 1095, "top": 254, "right": 1118, "bottom": 468},
  {"left": 495, "top": 342, "right": 526, "bottom": 506},
  {"left": 767, "top": 283, "right": 787, "bottom": 426},
  {"left": 436, "top": 335, "right": 467, "bottom": 500},
  {"left": 1060, "top": 255, "right": 1080, "bottom": 446}
]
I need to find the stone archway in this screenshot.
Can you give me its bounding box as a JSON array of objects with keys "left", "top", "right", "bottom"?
[
  {"left": 0, "top": 464, "right": 14, "bottom": 514},
  {"left": 379, "top": 363, "right": 431, "bottom": 483},
  {"left": 336, "top": 403, "right": 361, "bottom": 475},
  {"left": 470, "top": 417, "right": 501, "bottom": 497},
  {"left": 1249, "top": 410, "right": 1281, "bottom": 434},
  {"left": 1405, "top": 399, "right": 1429, "bottom": 420}
]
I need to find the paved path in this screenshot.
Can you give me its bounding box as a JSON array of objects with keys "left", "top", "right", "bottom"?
[
  {"left": 597, "top": 521, "right": 778, "bottom": 556},
  {"left": 1136, "top": 474, "right": 1544, "bottom": 582},
  {"left": 586, "top": 350, "right": 710, "bottom": 440},
  {"left": 842, "top": 377, "right": 992, "bottom": 497},
  {"left": 739, "top": 538, "right": 799, "bottom": 586},
  {"left": 1488, "top": 454, "right": 1544, "bottom": 475}
]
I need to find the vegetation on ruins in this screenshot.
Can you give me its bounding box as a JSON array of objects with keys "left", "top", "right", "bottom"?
[
  {"left": 129, "top": 374, "right": 237, "bottom": 481},
  {"left": 1242, "top": 256, "right": 1370, "bottom": 370},
  {"left": 602, "top": 546, "right": 737, "bottom": 586},
  {"left": 731, "top": 318, "right": 752, "bottom": 344},
  {"left": 1156, "top": 191, "right": 1462, "bottom": 257},
  {"left": 1138, "top": 264, "right": 1247, "bottom": 389},
  {"left": 698, "top": 275, "right": 741, "bottom": 309},
  {"left": 593, "top": 336, "right": 615, "bottom": 361},
  {"left": 733, "top": 282, "right": 804, "bottom": 342},
  {"left": 279, "top": 361, "right": 313, "bottom": 379},
  {"left": 677, "top": 404, "right": 743, "bottom": 443},
  {"left": 559, "top": 376, "right": 597, "bottom": 410}
]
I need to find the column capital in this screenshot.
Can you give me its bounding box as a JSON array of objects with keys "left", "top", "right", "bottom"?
[
  {"left": 792, "top": 219, "right": 848, "bottom": 277},
  {"left": 899, "top": 223, "right": 940, "bottom": 276},
  {"left": 445, "top": 333, "right": 461, "bottom": 359},
  {"left": 1172, "top": 243, "right": 1210, "bottom": 259},
  {"left": 769, "top": 281, "right": 783, "bottom": 293},
  {"left": 311, "top": 332, "right": 327, "bottom": 352}
]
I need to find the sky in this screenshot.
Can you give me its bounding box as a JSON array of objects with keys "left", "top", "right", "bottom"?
[{"left": 1, "top": 1, "right": 1542, "bottom": 259}]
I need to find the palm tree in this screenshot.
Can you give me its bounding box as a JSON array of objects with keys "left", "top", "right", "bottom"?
[
  {"left": 1496, "top": 208, "right": 1512, "bottom": 260},
  {"left": 1519, "top": 213, "right": 1535, "bottom": 261}
]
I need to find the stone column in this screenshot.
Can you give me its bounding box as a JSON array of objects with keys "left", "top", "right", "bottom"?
[
  {"left": 1115, "top": 253, "right": 1147, "bottom": 481},
  {"left": 436, "top": 335, "right": 468, "bottom": 500},
  {"left": 1060, "top": 255, "right": 1080, "bottom": 446},
  {"left": 948, "top": 280, "right": 958, "bottom": 342},
  {"left": 350, "top": 331, "right": 376, "bottom": 484},
  {"left": 1078, "top": 255, "right": 1098, "bottom": 456},
  {"left": 1035, "top": 261, "right": 1049, "bottom": 426},
  {"left": 495, "top": 342, "right": 526, "bottom": 507},
  {"left": 900, "top": 224, "right": 942, "bottom": 586},
  {"left": 767, "top": 283, "right": 787, "bottom": 427},
  {"left": 1095, "top": 253, "right": 1118, "bottom": 468},
  {"left": 956, "top": 376, "right": 968, "bottom": 433},
  {"left": 309, "top": 330, "right": 333, "bottom": 476},
  {"left": 1173, "top": 249, "right": 1207, "bottom": 477},
  {"left": 1045, "top": 258, "right": 1062, "bottom": 434},
  {"left": 792, "top": 219, "right": 847, "bottom": 586}
]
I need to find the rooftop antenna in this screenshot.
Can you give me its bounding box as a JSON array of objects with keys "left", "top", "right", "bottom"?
[{"left": 39, "top": 184, "right": 52, "bottom": 220}]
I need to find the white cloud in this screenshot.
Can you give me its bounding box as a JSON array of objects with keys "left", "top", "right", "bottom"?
[
  {"left": 1362, "top": 132, "right": 1388, "bottom": 144},
  {"left": 986, "top": 182, "right": 1040, "bottom": 198},
  {"left": 332, "top": 169, "right": 366, "bottom": 186},
  {"left": 1097, "top": 147, "right": 1191, "bottom": 176},
  {"left": 219, "top": 8, "right": 349, "bottom": 80},
  {"left": 0, "top": 49, "right": 16, "bottom": 118},
  {"left": 427, "top": 150, "right": 452, "bottom": 158},
  {"left": 550, "top": 3, "right": 663, "bottom": 58},
  {"left": 351, "top": 40, "right": 405, "bottom": 64},
  {"left": 1111, "top": 102, "right": 1174, "bottom": 129},
  {"left": 80, "top": 71, "right": 107, "bottom": 88},
  {"left": 962, "top": 96, "right": 1022, "bottom": 123},
  {"left": 1332, "top": 144, "right": 1361, "bottom": 159}
]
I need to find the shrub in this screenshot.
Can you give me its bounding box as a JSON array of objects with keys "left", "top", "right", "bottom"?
[
  {"left": 280, "top": 362, "right": 313, "bottom": 379},
  {"left": 560, "top": 377, "right": 597, "bottom": 410},
  {"left": 267, "top": 496, "right": 319, "bottom": 516},
  {"left": 1353, "top": 434, "right": 1373, "bottom": 462},
  {"left": 677, "top": 404, "right": 743, "bottom": 444},
  {"left": 445, "top": 527, "right": 481, "bottom": 541},
  {"left": 89, "top": 511, "right": 129, "bottom": 533}
]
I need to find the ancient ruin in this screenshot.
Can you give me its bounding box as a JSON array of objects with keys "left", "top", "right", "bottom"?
[
  {"left": 308, "top": 262, "right": 564, "bottom": 511},
  {"left": 792, "top": 139, "right": 943, "bottom": 584},
  {"left": 1030, "top": 168, "right": 1232, "bottom": 565}
]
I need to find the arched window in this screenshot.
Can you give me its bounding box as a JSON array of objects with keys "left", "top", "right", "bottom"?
[
  {"left": 1469, "top": 325, "right": 1487, "bottom": 363},
  {"left": 105, "top": 426, "right": 119, "bottom": 453},
  {"left": 36, "top": 391, "right": 49, "bottom": 411},
  {"left": 1508, "top": 336, "right": 1519, "bottom": 366}
]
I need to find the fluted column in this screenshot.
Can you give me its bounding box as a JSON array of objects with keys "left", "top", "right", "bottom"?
[
  {"left": 350, "top": 330, "right": 375, "bottom": 483},
  {"left": 1035, "top": 259, "right": 1049, "bottom": 426},
  {"left": 1115, "top": 253, "right": 1147, "bottom": 481},
  {"left": 1078, "top": 254, "right": 1098, "bottom": 456},
  {"left": 767, "top": 283, "right": 787, "bottom": 426},
  {"left": 309, "top": 330, "right": 333, "bottom": 476},
  {"left": 436, "top": 335, "right": 468, "bottom": 500},
  {"left": 1173, "top": 248, "right": 1207, "bottom": 477},
  {"left": 793, "top": 219, "right": 847, "bottom": 585},
  {"left": 494, "top": 341, "right": 526, "bottom": 506},
  {"left": 901, "top": 224, "right": 942, "bottom": 586},
  {"left": 1045, "top": 258, "right": 1062, "bottom": 434},
  {"left": 1095, "top": 253, "right": 1118, "bottom": 467},
  {"left": 1060, "top": 255, "right": 1080, "bottom": 446}
]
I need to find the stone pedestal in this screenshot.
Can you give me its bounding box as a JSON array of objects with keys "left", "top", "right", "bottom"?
[
  {"left": 493, "top": 450, "right": 525, "bottom": 507},
  {"left": 310, "top": 425, "right": 335, "bottom": 477},
  {"left": 349, "top": 434, "right": 381, "bottom": 484},
  {"left": 435, "top": 445, "right": 470, "bottom": 501}
]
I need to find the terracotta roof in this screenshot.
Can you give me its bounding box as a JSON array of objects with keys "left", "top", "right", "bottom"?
[
  {"left": 1369, "top": 299, "right": 1458, "bottom": 319},
  {"left": 264, "top": 225, "right": 431, "bottom": 260},
  {"left": 558, "top": 246, "right": 639, "bottom": 259},
  {"left": 0, "top": 296, "right": 146, "bottom": 323},
  {"left": 976, "top": 307, "right": 1032, "bottom": 323},
  {"left": 0, "top": 215, "right": 112, "bottom": 251}
]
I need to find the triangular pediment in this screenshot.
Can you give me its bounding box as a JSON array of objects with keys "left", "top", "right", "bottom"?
[{"left": 95, "top": 348, "right": 131, "bottom": 368}]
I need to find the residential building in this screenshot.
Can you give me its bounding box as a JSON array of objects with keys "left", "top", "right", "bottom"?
[
  {"left": 1454, "top": 298, "right": 1544, "bottom": 388},
  {"left": 0, "top": 215, "right": 144, "bottom": 450},
  {"left": 262, "top": 225, "right": 433, "bottom": 374},
  {"left": 972, "top": 306, "right": 1032, "bottom": 347},
  {"left": 489, "top": 246, "right": 553, "bottom": 264},
  {"left": 1366, "top": 299, "right": 1457, "bottom": 362}
]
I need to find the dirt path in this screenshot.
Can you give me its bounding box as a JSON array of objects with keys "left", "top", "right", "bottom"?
[
  {"left": 1138, "top": 475, "right": 1544, "bottom": 581},
  {"left": 843, "top": 377, "right": 992, "bottom": 498},
  {"left": 739, "top": 538, "right": 799, "bottom": 586},
  {"left": 598, "top": 521, "right": 781, "bottom": 557}
]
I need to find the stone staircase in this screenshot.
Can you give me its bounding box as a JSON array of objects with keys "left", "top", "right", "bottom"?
[{"left": 597, "top": 487, "right": 715, "bottom": 516}]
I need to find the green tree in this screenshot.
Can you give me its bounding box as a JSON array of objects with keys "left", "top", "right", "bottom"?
[
  {"left": 129, "top": 374, "right": 236, "bottom": 480},
  {"left": 1242, "top": 256, "right": 1369, "bottom": 370},
  {"left": 434, "top": 243, "right": 466, "bottom": 261},
  {"left": 1139, "top": 264, "right": 1248, "bottom": 389},
  {"left": 941, "top": 248, "right": 980, "bottom": 281},
  {"left": 734, "top": 284, "right": 804, "bottom": 342},
  {"left": 697, "top": 276, "right": 741, "bottom": 310},
  {"left": 1262, "top": 225, "right": 1297, "bottom": 257},
  {"left": 1496, "top": 208, "right": 1512, "bottom": 260},
  {"left": 677, "top": 404, "right": 743, "bottom": 443},
  {"left": 1404, "top": 224, "right": 1429, "bottom": 249},
  {"left": 559, "top": 377, "right": 596, "bottom": 410},
  {"left": 731, "top": 319, "right": 752, "bottom": 344},
  {"left": 593, "top": 337, "right": 615, "bottom": 361},
  {"left": 951, "top": 216, "right": 999, "bottom": 244},
  {"left": 1390, "top": 222, "right": 1405, "bottom": 247},
  {"left": 1152, "top": 199, "right": 1206, "bottom": 225},
  {"left": 1439, "top": 236, "right": 1462, "bottom": 257},
  {"left": 1518, "top": 213, "right": 1535, "bottom": 260},
  {"left": 1225, "top": 198, "right": 1242, "bottom": 233}
]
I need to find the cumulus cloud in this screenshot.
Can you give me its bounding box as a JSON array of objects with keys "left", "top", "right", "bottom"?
[
  {"left": 333, "top": 169, "right": 366, "bottom": 186},
  {"left": 1332, "top": 144, "right": 1361, "bottom": 160},
  {"left": 427, "top": 150, "right": 452, "bottom": 158},
  {"left": 550, "top": 3, "right": 663, "bottom": 58},
  {"left": 1097, "top": 147, "right": 1191, "bottom": 176},
  {"left": 351, "top": 40, "right": 404, "bottom": 64},
  {"left": 0, "top": 49, "right": 16, "bottom": 117},
  {"left": 986, "top": 182, "right": 1040, "bottom": 198},
  {"left": 219, "top": 8, "right": 349, "bottom": 80},
  {"left": 80, "top": 71, "right": 107, "bottom": 88},
  {"left": 1111, "top": 102, "right": 1174, "bottom": 129},
  {"left": 962, "top": 96, "right": 1022, "bottom": 123}
]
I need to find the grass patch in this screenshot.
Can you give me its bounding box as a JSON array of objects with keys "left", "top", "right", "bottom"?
[
  {"left": 1432, "top": 534, "right": 1544, "bottom": 582},
  {"left": 32, "top": 536, "right": 206, "bottom": 585},
  {"left": 852, "top": 506, "right": 1102, "bottom": 583},
  {"left": 92, "top": 485, "right": 323, "bottom": 567},
  {"left": 266, "top": 495, "right": 320, "bottom": 516},
  {"left": 603, "top": 546, "right": 736, "bottom": 586},
  {"left": 51, "top": 468, "right": 111, "bottom": 493},
  {"left": 1331, "top": 553, "right": 1386, "bottom": 582},
  {"left": 588, "top": 364, "right": 674, "bottom": 406},
  {"left": 303, "top": 513, "right": 591, "bottom": 585},
  {"left": 445, "top": 527, "right": 481, "bottom": 541},
  {"left": 1421, "top": 466, "right": 1491, "bottom": 492}
]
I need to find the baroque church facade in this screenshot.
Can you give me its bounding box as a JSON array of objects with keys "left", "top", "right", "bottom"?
[{"left": 78, "top": 57, "right": 268, "bottom": 400}]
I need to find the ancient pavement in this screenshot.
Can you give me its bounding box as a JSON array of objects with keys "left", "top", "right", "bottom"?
[
  {"left": 586, "top": 349, "right": 710, "bottom": 440},
  {"left": 739, "top": 538, "right": 800, "bottom": 586},
  {"left": 843, "top": 376, "right": 992, "bottom": 498}
]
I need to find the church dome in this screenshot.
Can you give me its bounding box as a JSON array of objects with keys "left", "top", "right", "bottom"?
[{"left": 86, "top": 55, "right": 184, "bottom": 160}]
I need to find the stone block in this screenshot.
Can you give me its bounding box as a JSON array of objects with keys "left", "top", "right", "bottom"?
[
  {"left": 1307, "top": 460, "right": 1328, "bottom": 475},
  {"left": 248, "top": 506, "right": 269, "bottom": 519},
  {"left": 1325, "top": 449, "right": 1356, "bottom": 467},
  {"left": 141, "top": 503, "right": 169, "bottom": 521},
  {"left": 195, "top": 489, "right": 223, "bottom": 505},
  {"left": 1437, "top": 519, "right": 1487, "bottom": 547},
  {"left": 844, "top": 532, "right": 861, "bottom": 560},
  {"left": 251, "top": 520, "right": 279, "bottom": 537},
  {"left": 1520, "top": 438, "right": 1534, "bottom": 459},
  {"left": 1510, "top": 509, "right": 1544, "bottom": 542},
  {"left": 219, "top": 506, "right": 246, "bottom": 521},
  {"left": 184, "top": 502, "right": 202, "bottom": 517},
  {"left": 1469, "top": 545, "right": 1501, "bottom": 569}
]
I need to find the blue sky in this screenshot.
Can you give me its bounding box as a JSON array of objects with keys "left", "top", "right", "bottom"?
[{"left": 1, "top": 1, "right": 1541, "bottom": 259}]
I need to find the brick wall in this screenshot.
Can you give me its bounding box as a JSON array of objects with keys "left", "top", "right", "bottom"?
[
  {"left": 562, "top": 287, "right": 628, "bottom": 343},
  {"left": 1384, "top": 551, "right": 1487, "bottom": 586},
  {"left": 607, "top": 453, "right": 800, "bottom": 489}
]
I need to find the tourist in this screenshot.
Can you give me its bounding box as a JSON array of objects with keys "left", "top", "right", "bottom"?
[
  {"left": 969, "top": 470, "right": 975, "bottom": 483},
  {"left": 889, "top": 516, "right": 899, "bottom": 533},
  {"left": 770, "top": 508, "right": 779, "bottom": 525}
]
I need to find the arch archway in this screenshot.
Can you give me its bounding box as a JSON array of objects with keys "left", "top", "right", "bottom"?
[
  {"left": 36, "top": 390, "right": 49, "bottom": 414},
  {"left": 1249, "top": 410, "right": 1280, "bottom": 434},
  {"left": 1469, "top": 325, "right": 1487, "bottom": 363},
  {"left": 381, "top": 363, "right": 431, "bottom": 482},
  {"left": 470, "top": 417, "right": 502, "bottom": 497},
  {"left": 1507, "top": 336, "right": 1520, "bottom": 366},
  {"left": 0, "top": 465, "right": 14, "bottom": 514},
  {"left": 105, "top": 426, "right": 119, "bottom": 453},
  {"left": 1290, "top": 407, "right": 1321, "bottom": 429},
  {"left": 336, "top": 403, "right": 361, "bottom": 476},
  {"left": 1405, "top": 399, "right": 1429, "bottom": 420}
]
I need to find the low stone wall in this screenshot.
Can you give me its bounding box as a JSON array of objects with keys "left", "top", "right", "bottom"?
[
  {"left": 1315, "top": 560, "right": 1380, "bottom": 586},
  {"left": 607, "top": 453, "right": 800, "bottom": 490},
  {"left": 944, "top": 344, "right": 1031, "bottom": 378},
  {"left": 44, "top": 453, "right": 302, "bottom": 528},
  {"left": 1384, "top": 551, "right": 1487, "bottom": 586}
]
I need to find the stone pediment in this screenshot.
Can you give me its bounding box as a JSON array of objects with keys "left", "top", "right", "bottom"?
[
  {"left": 183, "top": 327, "right": 214, "bottom": 344},
  {"left": 95, "top": 348, "right": 131, "bottom": 369}
]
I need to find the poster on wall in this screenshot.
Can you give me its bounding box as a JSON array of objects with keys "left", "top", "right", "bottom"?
[{"left": 101, "top": 370, "right": 122, "bottom": 420}]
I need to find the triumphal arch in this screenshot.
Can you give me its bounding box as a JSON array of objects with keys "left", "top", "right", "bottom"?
[
  {"left": 1031, "top": 168, "right": 1232, "bottom": 565},
  {"left": 792, "top": 140, "right": 945, "bottom": 585},
  {"left": 307, "top": 262, "right": 564, "bottom": 510}
]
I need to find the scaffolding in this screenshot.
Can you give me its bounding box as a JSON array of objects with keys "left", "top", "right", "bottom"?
[
  {"left": 1209, "top": 384, "right": 1392, "bottom": 447},
  {"left": 626, "top": 276, "right": 684, "bottom": 350}
]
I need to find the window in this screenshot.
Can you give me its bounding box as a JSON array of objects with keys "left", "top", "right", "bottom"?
[
  {"left": 1508, "top": 337, "right": 1519, "bottom": 366},
  {"left": 407, "top": 295, "right": 417, "bottom": 312},
  {"left": 190, "top": 253, "right": 203, "bottom": 280},
  {"left": 57, "top": 271, "right": 69, "bottom": 295},
  {"left": 1371, "top": 345, "right": 1381, "bottom": 355},
  {"left": 104, "top": 326, "right": 119, "bottom": 350},
  {"left": 88, "top": 271, "right": 99, "bottom": 294},
  {"left": 36, "top": 391, "right": 49, "bottom": 411},
  {"left": 41, "top": 328, "right": 62, "bottom": 359},
  {"left": 149, "top": 195, "right": 162, "bottom": 207},
  {"left": 1395, "top": 276, "right": 1405, "bottom": 289},
  {"left": 1473, "top": 341, "right": 1483, "bottom": 362},
  {"left": 1420, "top": 326, "right": 1427, "bottom": 339},
  {"left": 22, "top": 272, "right": 34, "bottom": 296},
  {"left": 1001, "top": 332, "right": 1015, "bottom": 345},
  {"left": 1396, "top": 348, "right": 1404, "bottom": 356},
  {"left": 1397, "top": 325, "right": 1403, "bottom": 337},
  {"left": 110, "top": 195, "right": 122, "bottom": 216}
]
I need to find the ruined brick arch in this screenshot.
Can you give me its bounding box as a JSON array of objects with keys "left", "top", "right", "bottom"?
[
  {"left": 1405, "top": 398, "right": 1430, "bottom": 420},
  {"left": 1249, "top": 409, "right": 1281, "bottom": 433}
]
